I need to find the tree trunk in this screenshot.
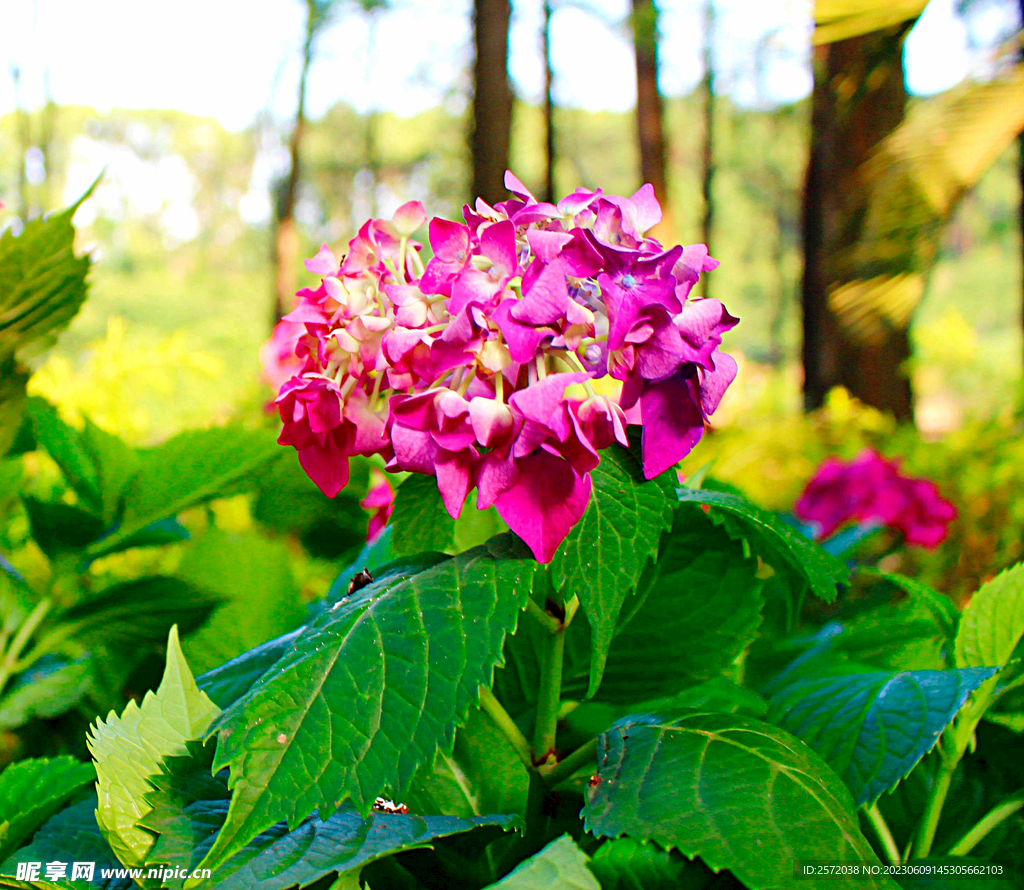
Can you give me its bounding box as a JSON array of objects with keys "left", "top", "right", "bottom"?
[
  {"left": 700, "top": 0, "right": 716, "bottom": 297},
  {"left": 272, "top": 2, "right": 317, "bottom": 325},
  {"left": 541, "top": 0, "right": 556, "bottom": 204},
  {"left": 1019, "top": 0, "right": 1024, "bottom": 371},
  {"left": 631, "top": 0, "right": 671, "bottom": 232},
  {"left": 471, "top": 0, "right": 513, "bottom": 206},
  {"left": 801, "top": 28, "right": 913, "bottom": 420}
]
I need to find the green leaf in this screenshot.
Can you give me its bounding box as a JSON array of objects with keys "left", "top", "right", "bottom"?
[
  {"left": 0, "top": 757, "right": 95, "bottom": 860},
  {"left": 88, "top": 427, "right": 281, "bottom": 557},
  {"left": 87, "top": 626, "right": 219, "bottom": 869},
  {"left": 404, "top": 706, "right": 530, "bottom": 819},
  {"left": 587, "top": 837, "right": 727, "bottom": 890},
  {"left": 325, "top": 526, "right": 396, "bottom": 602},
  {"left": 0, "top": 796, "right": 133, "bottom": 890},
  {"left": 831, "top": 597, "right": 953, "bottom": 672},
  {"left": 484, "top": 836, "right": 599, "bottom": 890},
  {"left": 391, "top": 474, "right": 506, "bottom": 557},
  {"left": 197, "top": 628, "right": 304, "bottom": 711},
  {"left": 141, "top": 741, "right": 515, "bottom": 890},
  {"left": 584, "top": 714, "right": 899, "bottom": 890},
  {"left": 20, "top": 497, "right": 106, "bottom": 557},
  {"left": 40, "top": 577, "right": 220, "bottom": 658},
  {"left": 202, "top": 534, "right": 536, "bottom": 871},
  {"left": 0, "top": 200, "right": 90, "bottom": 365},
  {"left": 24, "top": 400, "right": 102, "bottom": 514},
  {"left": 0, "top": 658, "right": 95, "bottom": 729},
  {"left": 551, "top": 443, "right": 676, "bottom": 697},
  {"left": 176, "top": 531, "right": 306, "bottom": 675},
  {"left": 769, "top": 666, "right": 999, "bottom": 806},
  {"left": 677, "top": 488, "right": 848, "bottom": 603},
  {"left": 570, "top": 516, "right": 763, "bottom": 703},
  {"left": 79, "top": 417, "right": 138, "bottom": 524},
  {"left": 955, "top": 563, "right": 1024, "bottom": 671}
]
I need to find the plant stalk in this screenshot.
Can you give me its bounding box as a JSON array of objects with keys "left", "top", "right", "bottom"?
[
  {"left": 948, "top": 793, "right": 1024, "bottom": 857},
  {"left": 864, "top": 803, "right": 901, "bottom": 866},
  {"left": 914, "top": 756, "right": 956, "bottom": 859},
  {"left": 532, "top": 613, "right": 566, "bottom": 765},
  {"left": 0, "top": 598, "right": 51, "bottom": 698},
  {"left": 539, "top": 737, "right": 598, "bottom": 788},
  {"left": 478, "top": 685, "right": 533, "bottom": 772}
]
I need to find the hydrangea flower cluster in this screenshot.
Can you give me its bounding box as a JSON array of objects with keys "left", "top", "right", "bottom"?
[
  {"left": 795, "top": 449, "right": 957, "bottom": 548},
  {"left": 269, "top": 172, "right": 736, "bottom": 561}
]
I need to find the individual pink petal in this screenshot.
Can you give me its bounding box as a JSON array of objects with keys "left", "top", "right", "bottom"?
[
  {"left": 494, "top": 451, "right": 593, "bottom": 562},
  {"left": 628, "top": 183, "right": 663, "bottom": 234},
  {"left": 527, "top": 229, "right": 573, "bottom": 264},
  {"left": 512, "top": 260, "right": 569, "bottom": 326},
  {"left": 436, "top": 450, "right": 474, "bottom": 518},
  {"left": 640, "top": 375, "right": 705, "bottom": 480},
  {"left": 305, "top": 243, "right": 339, "bottom": 276},
  {"left": 699, "top": 351, "right": 738, "bottom": 416},
  {"left": 468, "top": 397, "right": 514, "bottom": 447},
  {"left": 481, "top": 219, "right": 519, "bottom": 278},
  {"left": 297, "top": 442, "right": 350, "bottom": 498},
  {"left": 509, "top": 372, "right": 588, "bottom": 429},
  {"left": 392, "top": 200, "right": 426, "bottom": 236}
]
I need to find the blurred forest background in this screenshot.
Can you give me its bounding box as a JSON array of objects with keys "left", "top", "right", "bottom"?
[{"left": 4, "top": 0, "right": 1024, "bottom": 591}]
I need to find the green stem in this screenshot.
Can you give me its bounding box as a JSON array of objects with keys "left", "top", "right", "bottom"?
[
  {"left": 532, "top": 619, "right": 565, "bottom": 765},
  {"left": 914, "top": 758, "right": 956, "bottom": 859},
  {"left": 523, "top": 598, "right": 561, "bottom": 634},
  {"left": 864, "top": 803, "right": 901, "bottom": 866},
  {"left": 478, "top": 686, "right": 533, "bottom": 772},
  {"left": 539, "top": 737, "right": 598, "bottom": 788},
  {"left": 0, "top": 598, "right": 51, "bottom": 698},
  {"left": 948, "top": 793, "right": 1024, "bottom": 857}
]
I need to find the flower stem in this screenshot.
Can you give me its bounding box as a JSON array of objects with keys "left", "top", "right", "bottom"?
[
  {"left": 948, "top": 792, "right": 1024, "bottom": 857},
  {"left": 0, "top": 598, "right": 51, "bottom": 698},
  {"left": 539, "top": 737, "right": 598, "bottom": 788},
  {"left": 523, "top": 597, "right": 561, "bottom": 634},
  {"left": 914, "top": 756, "right": 956, "bottom": 859},
  {"left": 478, "top": 685, "right": 533, "bottom": 772},
  {"left": 532, "top": 612, "right": 566, "bottom": 766},
  {"left": 864, "top": 803, "right": 901, "bottom": 866}
]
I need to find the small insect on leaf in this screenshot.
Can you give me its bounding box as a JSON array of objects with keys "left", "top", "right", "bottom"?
[{"left": 347, "top": 568, "right": 375, "bottom": 595}]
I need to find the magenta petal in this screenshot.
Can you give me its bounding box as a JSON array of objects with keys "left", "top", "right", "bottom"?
[
  {"left": 305, "top": 244, "right": 339, "bottom": 276},
  {"left": 494, "top": 452, "right": 592, "bottom": 562},
  {"left": 429, "top": 217, "right": 471, "bottom": 262},
  {"left": 392, "top": 200, "right": 426, "bottom": 236},
  {"left": 482, "top": 219, "right": 519, "bottom": 277},
  {"left": 699, "top": 351, "right": 737, "bottom": 416},
  {"left": 298, "top": 444, "right": 350, "bottom": 498},
  {"left": 504, "top": 170, "right": 537, "bottom": 203},
  {"left": 436, "top": 451, "right": 473, "bottom": 519},
  {"left": 509, "top": 372, "right": 588, "bottom": 427},
  {"left": 476, "top": 450, "right": 519, "bottom": 509},
  {"left": 527, "top": 229, "right": 573, "bottom": 264},
  {"left": 512, "top": 260, "right": 569, "bottom": 326},
  {"left": 492, "top": 300, "right": 550, "bottom": 363},
  {"left": 640, "top": 376, "right": 705, "bottom": 480},
  {"left": 629, "top": 183, "right": 663, "bottom": 234}
]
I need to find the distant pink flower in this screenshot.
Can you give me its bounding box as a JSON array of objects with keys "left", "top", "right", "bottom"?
[
  {"left": 270, "top": 173, "right": 734, "bottom": 561},
  {"left": 795, "top": 449, "right": 956, "bottom": 548},
  {"left": 260, "top": 320, "right": 307, "bottom": 392},
  {"left": 361, "top": 472, "right": 395, "bottom": 542}
]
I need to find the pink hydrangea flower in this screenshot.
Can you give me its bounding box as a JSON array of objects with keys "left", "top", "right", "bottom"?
[
  {"left": 270, "top": 174, "right": 735, "bottom": 562},
  {"left": 795, "top": 449, "right": 956, "bottom": 548},
  {"left": 260, "top": 320, "right": 307, "bottom": 392}
]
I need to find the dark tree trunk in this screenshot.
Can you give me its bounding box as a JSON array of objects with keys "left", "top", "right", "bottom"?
[
  {"left": 471, "top": 0, "right": 513, "bottom": 206},
  {"left": 1019, "top": 0, "right": 1024, "bottom": 371},
  {"left": 700, "top": 0, "right": 716, "bottom": 296},
  {"left": 541, "top": 0, "right": 556, "bottom": 204},
  {"left": 272, "top": 1, "right": 317, "bottom": 325},
  {"left": 801, "top": 28, "right": 913, "bottom": 420},
  {"left": 631, "top": 0, "right": 670, "bottom": 228}
]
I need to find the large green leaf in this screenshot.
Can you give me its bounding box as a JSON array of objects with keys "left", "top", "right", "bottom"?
[
  {"left": 196, "top": 628, "right": 304, "bottom": 711},
  {"left": 677, "top": 488, "right": 848, "bottom": 603},
  {"left": 0, "top": 201, "right": 90, "bottom": 364},
  {"left": 484, "top": 836, "right": 599, "bottom": 890},
  {"left": 571, "top": 521, "right": 763, "bottom": 703},
  {"left": 20, "top": 497, "right": 106, "bottom": 557},
  {"left": 176, "top": 530, "right": 306, "bottom": 675},
  {"left": 140, "top": 741, "right": 515, "bottom": 890},
  {"left": 405, "top": 706, "right": 530, "bottom": 819},
  {"left": 955, "top": 563, "right": 1024, "bottom": 671},
  {"left": 87, "top": 626, "right": 219, "bottom": 869},
  {"left": 391, "top": 474, "right": 507, "bottom": 557},
  {"left": 87, "top": 427, "right": 281, "bottom": 557},
  {"left": 38, "top": 577, "right": 220, "bottom": 659},
  {"left": 769, "top": 667, "right": 999, "bottom": 806},
  {"left": 201, "top": 534, "right": 536, "bottom": 871},
  {"left": 0, "top": 658, "right": 95, "bottom": 729},
  {"left": 587, "top": 837, "right": 733, "bottom": 890},
  {"left": 24, "top": 399, "right": 102, "bottom": 514},
  {"left": 0, "top": 796, "right": 132, "bottom": 890},
  {"left": 0, "top": 757, "right": 95, "bottom": 860},
  {"left": 551, "top": 443, "right": 676, "bottom": 697},
  {"left": 584, "top": 714, "right": 898, "bottom": 890}
]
